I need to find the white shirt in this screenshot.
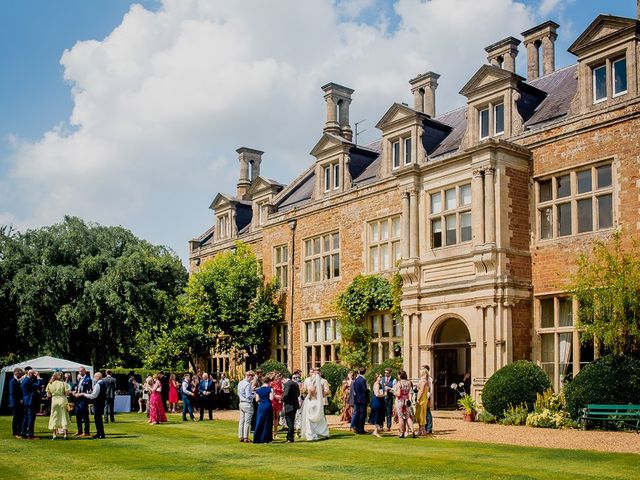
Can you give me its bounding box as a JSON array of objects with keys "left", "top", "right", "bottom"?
[
  {"left": 83, "top": 381, "right": 101, "bottom": 400},
  {"left": 220, "top": 378, "right": 231, "bottom": 393}
]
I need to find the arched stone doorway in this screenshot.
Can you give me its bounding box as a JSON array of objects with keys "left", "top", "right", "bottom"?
[{"left": 432, "top": 317, "right": 471, "bottom": 409}]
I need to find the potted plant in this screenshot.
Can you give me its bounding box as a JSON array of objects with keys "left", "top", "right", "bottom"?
[{"left": 457, "top": 394, "right": 478, "bottom": 422}]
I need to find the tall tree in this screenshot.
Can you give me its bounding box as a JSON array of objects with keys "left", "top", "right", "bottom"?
[
  {"left": 570, "top": 232, "right": 640, "bottom": 356},
  {"left": 149, "top": 242, "right": 282, "bottom": 369},
  {"left": 0, "top": 216, "right": 187, "bottom": 367}
]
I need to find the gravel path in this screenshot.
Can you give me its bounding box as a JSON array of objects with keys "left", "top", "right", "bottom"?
[{"left": 207, "top": 410, "right": 640, "bottom": 454}]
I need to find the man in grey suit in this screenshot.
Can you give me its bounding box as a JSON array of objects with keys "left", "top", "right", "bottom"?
[{"left": 102, "top": 369, "right": 117, "bottom": 423}]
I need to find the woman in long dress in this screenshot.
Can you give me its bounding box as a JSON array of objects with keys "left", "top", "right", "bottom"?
[
  {"left": 368, "top": 374, "right": 385, "bottom": 437},
  {"left": 168, "top": 374, "right": 179, "bottom": 413},
  {"left": 253, "top": 377, "right": 274, "bottom": 444},
  {"left": 339, "top": 371, "right": 353, "bottom": 423},
  {"left": 394, "top": 370, "right": 415, "bottom": 438},
  {"left": 148, "top": 374, "right": 168, "bottom": 425},
  {"left": 46, "top": 372, "right": 70, "bottom": 439},
  {"left": 271, "top": 372, "right": 284, "bottom": 437},
  {"left": 414, "top": 367, "right": 429, "bottom": 436},
  {"left": 300, "top": 368, "right": 330, "bottom": 441}
]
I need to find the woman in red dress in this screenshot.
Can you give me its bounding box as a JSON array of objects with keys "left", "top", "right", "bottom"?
[
  {"left": 148, "top": 374, "right": 168, "bottom": 425},
  {"left": 168, "top": 374, "right": 179, "bottom": 413},
  {"left": 270, "top": 372, "right": 284, "bottom": 437}
]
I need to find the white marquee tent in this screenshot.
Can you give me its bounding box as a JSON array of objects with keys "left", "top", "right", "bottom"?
[{"left": 0, "top": 355, "right": 93, "bottom": 408}]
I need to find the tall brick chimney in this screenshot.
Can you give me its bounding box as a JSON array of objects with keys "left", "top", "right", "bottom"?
[
  {"left": 485, "top": 37, "right": 521, "bottom": 73},
  {"left": 236, "top": 147, "right": 263, "bottom": 199},
  {"left": 409, "top": 71, "right": 440, "bottom": 118},
  {"left": 522, "top": 21, "right": 559, "bottom": 80},
  {"left": 321, "top": 83, "right": 354, "bottom": 141}
]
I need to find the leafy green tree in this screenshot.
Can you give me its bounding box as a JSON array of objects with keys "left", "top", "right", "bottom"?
[
  {"left": 0, "top": 216, "right": 187, "bottom": 368},
  {"left": 149, "top": 242, "right": 282, "bottom": 369},
  {"left": 569, "top": 232, "right": 640, "bottom": 356}
]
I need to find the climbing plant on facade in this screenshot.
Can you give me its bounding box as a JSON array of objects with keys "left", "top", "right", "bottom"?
[{"left": 336, "top": 273, "right": 403, "bottom": 368}]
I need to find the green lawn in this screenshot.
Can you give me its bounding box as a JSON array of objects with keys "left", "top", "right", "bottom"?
[{"left": 0, "top": 414, "right": 638, "bottom": 479}]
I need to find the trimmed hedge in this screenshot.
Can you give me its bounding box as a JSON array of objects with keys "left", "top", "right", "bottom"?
[
  {"left": 257, "top": 359, "right": 291, "bottom": 378},
  {"left": 364, "top": 357, "right": 403, "bottom": 388},
  {"left": 320, "top": 362, "right": 350, "bottom": 397},
  {"left": 564, "top": 355, "right": 640, "bottom": 419},
  {"left": 482, "top": 360, "right": 551, "bottom": 417}
]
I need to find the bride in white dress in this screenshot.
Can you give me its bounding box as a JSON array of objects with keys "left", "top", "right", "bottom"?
[{"left": 300, "top": 368, "right": 330, "bottom": 441}]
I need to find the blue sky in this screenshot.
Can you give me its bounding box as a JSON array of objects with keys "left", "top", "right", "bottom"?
[{"left": 0, "top": 0, "right": 637, "bottom": 263}]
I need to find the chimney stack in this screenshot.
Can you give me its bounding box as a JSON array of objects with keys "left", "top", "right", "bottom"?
[
  {"left": 236, "top": 147, "right": 263, "bottom": 199},
  {"left": 321, "top": 83, "right": 355, "bottom": 141},
  {"left": 485, "top": 36, "right": 521, "bottom": 73},
  {"left": 409, "top": 71, "right": 440, "bottom": 118},
  {"left": 522, "top": 20, "right": 559, "bottom": 80}
]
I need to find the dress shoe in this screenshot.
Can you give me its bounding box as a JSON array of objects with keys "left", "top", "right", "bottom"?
[
  {"left": 74, "top": 431, "right": 82, "bottom": 436},
  {"left": 14, "top": 435, "right": 22, "bottom": 439}
]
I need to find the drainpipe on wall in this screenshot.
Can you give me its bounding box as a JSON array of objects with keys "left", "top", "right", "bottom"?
[{"left": 288, "top": 219, "right": 297, "bottom": 374}]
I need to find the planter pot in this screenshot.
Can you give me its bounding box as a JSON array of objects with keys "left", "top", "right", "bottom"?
[{"left": 463, "top": 412, "right": 476, "bottom": 422}]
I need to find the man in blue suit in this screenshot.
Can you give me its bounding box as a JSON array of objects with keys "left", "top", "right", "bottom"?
[
  {"left": 20, "top": 367, "right": 42, "bottom": 439},
  {"left": 74, "top": 367, "right": 93, "bottom": 437},
  {"left": 9, "top": 368, "right": 24, "bottom": 439},
  {"left": 352, "top": 367, "right": 368, "bottom": 434}
]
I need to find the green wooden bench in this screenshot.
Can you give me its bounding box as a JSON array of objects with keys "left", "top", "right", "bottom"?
[{"left": 579, "top": 404, "right": 640, "bottom": 432}]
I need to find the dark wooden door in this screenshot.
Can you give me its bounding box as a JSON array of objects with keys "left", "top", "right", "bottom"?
[{"left": 434, "top": 348, "right": 458, "bottom": 409}]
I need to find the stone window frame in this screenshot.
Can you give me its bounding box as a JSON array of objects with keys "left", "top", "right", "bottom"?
[
  {"left": 535, "top": 295, "right": 595, "bottom": 391},
  {"left": 391, "top": 134, "right": 412, "bottom": 170},
  {"left": 535, "top": 161, "right": 614, "bottom": 242},
  {"left": 273, "top": 244, "right": 289, "bottom": 290},
  {"left": 366, "top": 214, "right": 401, "bottom": 273},
  {"left": 257, "top": 201, "right": 267, "bottom": 226},
  {"left": 272, "top": 323, "right": 288, "bottom": 365},
  {"left": 303, "top": 318, "right": 341, "bottom": 372},
  {"left": 369, "top": 312, "right": 402, "bottom": 366},
  {"left": 589, "top": 51, "right": 628, "bottom": 105},
  {"left": 216, "top": 213, "right": 231, "bottom": 240},
  {"left": 478, "top": 100, "right": 505, "bottom": 140},
  {"left": 428, "top": 182, "right": 472, "bottom": 249},
  {"left": 303, "top": 230, "right": 340, "bottom": 285}
]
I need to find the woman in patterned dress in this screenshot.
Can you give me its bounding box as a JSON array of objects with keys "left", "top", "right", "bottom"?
[
  {"left": 394, "top": 370, "right": 415, "bottom": 438},
  {"left": 339, "top": 371, "right": 354, "bottom": 423}
]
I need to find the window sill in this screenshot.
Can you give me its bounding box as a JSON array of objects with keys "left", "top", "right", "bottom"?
[
  {"left": 535, "top": 226, "right": 615, "bottom": 244},
  {"left": 302, "top": 277, "right": 342, "bottom": 287},
  {"left": 612, "top": 90, "right": 627, "bottom": 98}
]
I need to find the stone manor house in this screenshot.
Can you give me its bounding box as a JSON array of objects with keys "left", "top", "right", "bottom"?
[{"left": 189, "top": 12, "right": 640, "bottom": 408}]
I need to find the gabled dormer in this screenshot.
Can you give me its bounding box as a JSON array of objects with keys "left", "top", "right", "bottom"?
[
  {"left": 247, "top": 176, "right": 283, "bottom": 229},
  {"left": 568, "top": 15, "right": 639, "bottom": 115},
  {"left": 309, "top": 82, "right": 357, "bottom": 199},
  {"left": 310, "top": 132, "right": 353, "bottom": 198},
  {"left": 209, "top": 193, "right": 252, "bottom": 242},
  {"left": 375, "top": 102, "right": 429, "bottom": 177}
]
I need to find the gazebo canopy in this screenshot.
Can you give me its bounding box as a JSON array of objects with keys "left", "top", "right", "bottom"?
[{"left": 0, "top": 355, "right": 93, "bottom": 408}]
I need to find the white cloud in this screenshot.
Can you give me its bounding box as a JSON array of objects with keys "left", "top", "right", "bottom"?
[{"left": 0, "top": 0, "right": 535, "bottom": 261}]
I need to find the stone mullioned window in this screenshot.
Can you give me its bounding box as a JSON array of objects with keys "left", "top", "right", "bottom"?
[
  {"left": 303, "top": 231, "right": 340, "bottom": 284},
  {"left": 536, "top": 162, "right": 613, "bottom": 240}
]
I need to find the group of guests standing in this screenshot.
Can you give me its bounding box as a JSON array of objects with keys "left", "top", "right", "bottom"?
[
  {"left": 237, "top": 367, "right": 330, "bottom": 444},
  {"left": 341, "top": 365, "right": 433, "bottom": 438},
  {"left": 127, "top": 370, "right": 231, "bottom": 419},
  {"left": 8, "top": 366, "right": 116, "bottom": 440}
]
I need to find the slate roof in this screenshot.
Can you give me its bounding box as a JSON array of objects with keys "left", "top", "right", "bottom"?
[{"left": 196, "top": 62, "right": 580, "bottom": 246}]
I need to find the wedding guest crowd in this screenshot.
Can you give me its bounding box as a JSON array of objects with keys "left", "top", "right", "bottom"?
[{"left": 340, "top": 365, "right": 434, "bottom": 438}]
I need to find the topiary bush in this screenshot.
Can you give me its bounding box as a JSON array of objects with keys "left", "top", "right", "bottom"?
[
  {"left": 564, "top": 355, "right": 640, "bottom": 419},
  {"left": 320, "top": 362, "right": 350, "bottom": 397},
  {"left": 364, "top": 357, "right": 403, "bottom": 388},
  {"left": 257, "top": 359, "right": 291, "bottom": 378},
  {"left": 481, "top": 360, "right": 551, "bottom": 418}
]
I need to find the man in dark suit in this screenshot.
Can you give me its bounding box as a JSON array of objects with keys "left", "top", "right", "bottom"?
[
  {"left": 102, "top": 369, "right": 116, "bottom": 423},
  {"left": 352, "top": 367, "right": 368, "bottom": 434},
  {"left": 9, "top": 368, "right": 24, "bottom": 439},
  {"left": 198, "top": 372, "right": 215, "bottom": 420},
  {"left": 80, "top": 372, "right": 106, "bottom": 439},
  {"left": 20, "top": 367, "right": 42, "bottom": 439},
  {"left": 74, "top": 367, "right": 93, "bottom": 437},
  {"left": 282, "top": 371, "right": 301, "bottom": 443}
]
